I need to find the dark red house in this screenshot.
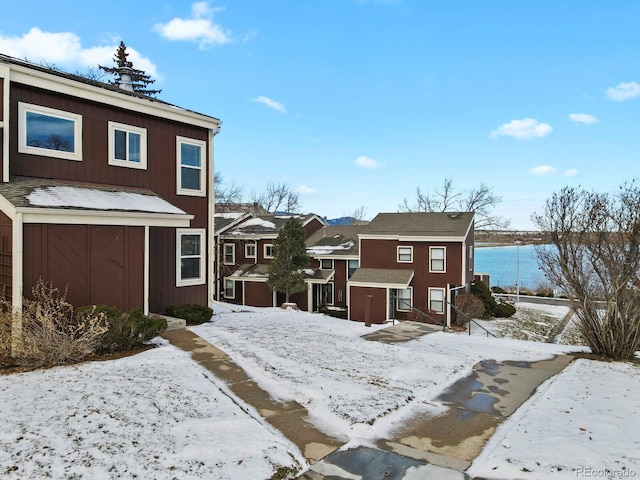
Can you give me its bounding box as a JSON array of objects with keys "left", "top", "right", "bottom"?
[
  {"left": 214, "top": 213, "right": 325, "bottom": 309},
  {"left": 0, "top": 54, "right": 220, "bottom": 326},
  {"left": 348, "top": 212, "right": 475, "bottom": 325}
]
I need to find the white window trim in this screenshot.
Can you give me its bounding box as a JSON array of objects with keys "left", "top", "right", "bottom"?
[
  {"left": 429, "top": 287, "right": 446, "bottom": 314},
  {"left": 223, "top": 243, "right": 235, "bottom": 265},
  {"left": 224, "top": 278, "right": 236, "bottom": 299},
  {"left": 264, "top": 244, "right": 274, "bottom": 259},
  {"left": 347, "top": 259, "right": 359, "bottom": 279},
  {"left": 245, "top": 243, "right": 256, "bottom": 258},
  {"left": 176, "top": 228, "right": 206, "bottom": 287},
  {"left": 320, "top": 258, "right": 334, "bottom": 270},
  {"left": 469, "top": 245, "right": 474, "bottom": 271},
  {"left": 397, "top": 245, "right": 413, "bottom": 263},
  {"left": 18, "top": 102, "right": 83, "bottom": 161},
  {"left": 108, "top": 121, "right": 147, "bottom": 169},
  {"left": 396, "top": 287, "right": 413, "bottom": 312},
  {"left": 429, "top": 246, "right": 447, "bottom": 273},
  {"left": 176, "top": 136, "right": 207, "bottom": 197}
]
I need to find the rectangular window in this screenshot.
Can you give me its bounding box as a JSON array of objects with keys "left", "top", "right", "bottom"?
[
  {"left": 396, "top": 288, "right": 412, "bottom": 312},
  {"left": 348, "top": 259, "right": 359, "bottom": 279},
  {"left": 176, "top": 229, "right": 206, "bottom": 286},
  {"left": 469, "top": 245, "right": 474, "bottom": 271},
  {"left": 224, "top": 279, "right": 235, "bottom": 299},
  {"left": 320, "top": 259, "right": 334, "bottom": 270},
  {"left": 264, "top": 244, "right": 274, "bottom": 259},
  {"left": 18, "top": 102, "right": 82, "bottom": 161},
  {"left": 397, "top": 246, "right": 413, "bottom": 263},
  {"left": 430, "top": 246, "right": 446, "bottom": 272},
  {"left": 108, "top": 121, "right": 147, "bottom": 169},
  {"left": 177, "top": 136, "right": 206, "bottom": 196},
  {"left": 245, "top": 244, "right": 256, "bottom": 258},
  {"left": 429, "top": 288, "right": 445, "bottom": 314},
  {"left": 223, "top": 243, "right": 235, "bottom": 265}
]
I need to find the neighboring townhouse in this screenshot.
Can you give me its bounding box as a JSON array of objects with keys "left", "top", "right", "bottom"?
[
  {"left": 348, "top": 212, "right": 475, "bottom": 325},
  {"left": 305, "top": 225, "right": 367, "bottom": 314},
  {"left": 0, "top": 54, "right": 220, "bottom": 321},
  {"left": 216, "top": 213, "right": 324, "bottom": 308}
]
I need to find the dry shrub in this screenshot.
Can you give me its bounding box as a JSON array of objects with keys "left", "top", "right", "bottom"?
[
  {"left": 13, "top": 279, "right": 109, "bottom": 368},
  {"left": 455, "top": 292, "right": 486, "bottom": 326},
  {"left": 0, "top": 298, "right": 12, "bottom": 362}
]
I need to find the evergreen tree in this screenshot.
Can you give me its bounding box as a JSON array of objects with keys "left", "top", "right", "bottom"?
[
  {"left": 99, "top": 41, "right": 161, "bottom": 97},
  {"left": 266, "top": 217, "right": 310, "bottom": 304}
]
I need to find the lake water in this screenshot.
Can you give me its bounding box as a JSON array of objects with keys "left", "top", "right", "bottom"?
[{"left": 475, "top": 244, "right": 547, "bottom": 289}]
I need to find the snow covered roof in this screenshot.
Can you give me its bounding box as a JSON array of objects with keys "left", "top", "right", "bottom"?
[
  {"left": 306, "top": 225, "right": 367, "bottom": 257},
  {"left": 0, "top": 177, "right": 192, "bottom": 226},
  {"left": 223, "top": 213, "right": 323, "bottom": 237},
  {"left": 26, "top": 186, "right": 186, "bottom": 214}
]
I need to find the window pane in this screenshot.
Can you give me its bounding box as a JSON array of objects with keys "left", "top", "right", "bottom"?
[
  {"left": 321, "top": 259, "right": 333, "bottom": 269},
  {"left": 129, "top": 132, "right": 141, "bottom": 163},
  {"left": 348, "top": 260, "right": 358, "bottom": 278},
  {"left": 181, "top": 143, "right": 201, "bottom": 167},
  {"left": 114, "top": 129, "right": 127, "bottom": 160},
  {"left": 181, "top": 167, "right": 201, "bottom": 190},
  {"left": 181, "top": 258, "right": 200, "bottom": 279},
  {"left": 398, "top": 247, "right": 412, "bottom": 261},
  {"left": 26, "top": 111, "right": 75, "bottom": 152},
  {"left": 181, "top": 235, "right": 201, "bottom": 256},
  {"left": 397, "top": 288, "right": 411, "bottom": 310}
]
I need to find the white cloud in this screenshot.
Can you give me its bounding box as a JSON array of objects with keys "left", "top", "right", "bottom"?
[
  {"left": 529, "top": 165, "right": 557, "bottom": 176},
  {"left": 296, "top": 184, "right": 317, "bottom": 195},
  {"left": 0, "top": 28, "right": 159, "bottom": 77},
  {"left": 606, "top": 81, "right": 640, "bottom": 102},
  {"left": 569, "top": 113, "right": 598, "bottom": 125},
  {"left": 251, "top": 96, "right": 286, "bottom": 113},
  {"left": 565, "top": 169, "right": 579, "bottom": 177},
  {"left": 154, "top": 2, "right": 231, "bottom": 49},
  {"left": 489, "top": 118, "right": 552, "bottom": 140},
  {"left": 355, "top": 156, "right": 383, "bottom": 169}
]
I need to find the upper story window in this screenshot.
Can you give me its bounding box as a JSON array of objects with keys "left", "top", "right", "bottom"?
[
  {"left": 177, "top": 136, "right": 206, "bottom": 196},
  {"left": 348, "top": 259, "right": 359, "bottom": 279},
  {"left": 223, "top": 243, "right": 235, "bottom": 265},
  {"left": 320, "top": 259, "right": 334, "bottom": 270},
  {"left": 108, "top": 121, "right": 147, "bottom": 169},
  {"left": 245, "top": 244, "right": 256, "bottom": 258},
  {"left": 264, "top": 244, "right": 274, "bottom": 259},
  {"left": 397, "top": 246, "right": 413, "bottom": 263},
  {"left": 18, "top": 102, "right": 82, "bottom": 161},
  {"left": 469, "top": 245, "right": 474, "bottom": 271},
  {"left": 429, "top": 246, "right": 446, "bottom": 273},
  {"left": 176, "top": 229, "right": 206, "bottom": 287}
]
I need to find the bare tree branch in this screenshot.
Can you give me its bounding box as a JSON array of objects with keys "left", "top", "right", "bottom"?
[{"left": 400, "top": 177, "right": 510, "bottom": 229}]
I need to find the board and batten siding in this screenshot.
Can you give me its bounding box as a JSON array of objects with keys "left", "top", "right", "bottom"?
[
  {"left": 8, "top": 83, "right": 212, "bottom": 312},
  {"left": 23, "top": 224, "right": 144, "bottom": 311}
]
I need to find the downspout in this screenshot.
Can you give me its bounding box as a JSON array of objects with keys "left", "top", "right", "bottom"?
[
  {"left": 143, "top": 225, "right": 149, "bottom": 316},
  {"left": 208, "top": 122, "right": 221, "bottom": 305},
  {"left": 11, "top": 212, "right": 23, "bottom": 354},
  {"left": 1, "top": 64, "right": 10, "bottom": 183}
]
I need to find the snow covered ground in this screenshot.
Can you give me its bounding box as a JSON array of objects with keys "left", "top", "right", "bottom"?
[{"left": 1, "top": 302, "right": 638, "bottom": 479}]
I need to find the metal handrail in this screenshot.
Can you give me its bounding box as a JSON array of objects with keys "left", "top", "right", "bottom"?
[{"left": 445, "top": 299, "right": 497, "bottom": 338}]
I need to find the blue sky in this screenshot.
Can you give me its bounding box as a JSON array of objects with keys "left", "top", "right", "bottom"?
[{"left": 2, "top": 1, "right": 639, "bottom": 229}]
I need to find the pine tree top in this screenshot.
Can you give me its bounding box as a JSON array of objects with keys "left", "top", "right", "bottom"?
[{"left": 99, "top": 41, "right": 162, "bottom": 97}]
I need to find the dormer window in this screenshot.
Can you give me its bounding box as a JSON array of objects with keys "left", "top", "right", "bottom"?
[
  {"left": 108, "top": 122, "right": 147, "bottom": 169},
  {"left": 18, "top": 103, "right": 82, "bottom": 161}
]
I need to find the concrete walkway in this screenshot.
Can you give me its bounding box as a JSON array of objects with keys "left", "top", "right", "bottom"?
[
  {"left": 161, "top": 329, "right": 344, "bottom": 464},
  {"left": 163, "top": 323, "right": 574, "bottom": 480}
]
